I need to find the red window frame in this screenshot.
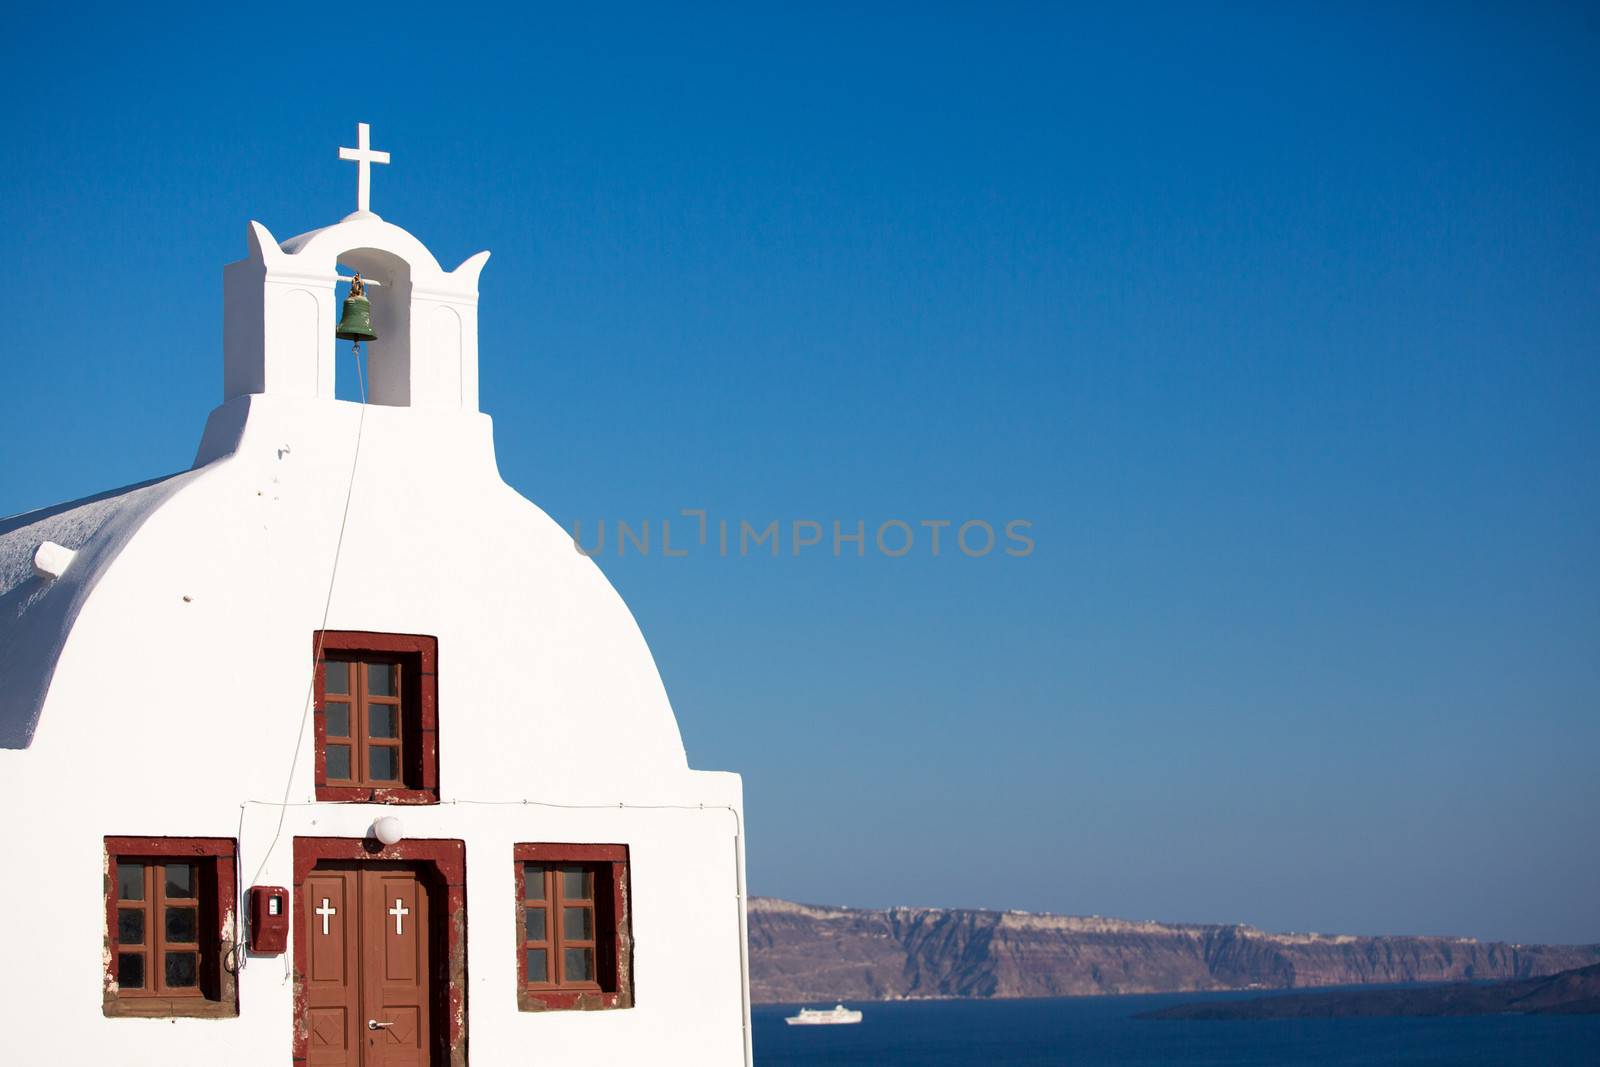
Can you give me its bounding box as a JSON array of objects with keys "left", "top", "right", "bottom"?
[
  {"left": 313, "top": 631, "right": 439, "bottom": 804},
  {"left": 103, "top": 837, "right": 238, "bottom": 1018},
  {"left": 513, "top": 844, "right": 633, "bottom": 1011}
]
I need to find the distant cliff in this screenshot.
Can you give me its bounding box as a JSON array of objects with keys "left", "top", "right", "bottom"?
[{"left": 748, "top": 897, "right": 1600, "bottom": 1004}]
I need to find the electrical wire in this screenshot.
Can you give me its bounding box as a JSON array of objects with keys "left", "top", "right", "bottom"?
[{"left": 247, "top": 343, "right": 368, "bottom": 887}]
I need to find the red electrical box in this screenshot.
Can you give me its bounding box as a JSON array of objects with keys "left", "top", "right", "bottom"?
[{"left": 249, "top": 886, "right": 290, "bottom": 954}]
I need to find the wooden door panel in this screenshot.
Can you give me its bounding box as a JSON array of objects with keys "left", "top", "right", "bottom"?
[
  {"left": 375, "top": 1005, "right": 422, "bottom": 1055},
  {"left": 361, "top": 866, "right": 433, "bottom": 1067},
  {"left": 309, "top": 1007, "right": 354, "bottom": 1053},
  {"left": 304, "top": 870, "right": 361, "bottom": 1067},
  {"left": 375, "top": 871, "right": 422, "bottom": 984}
]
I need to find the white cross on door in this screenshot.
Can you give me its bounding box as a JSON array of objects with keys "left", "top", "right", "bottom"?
[
  {"left": 316, "top": 898, "right": 337, "bottom": 936},
  {"left": 390, "top": 898, "right": 409, "bottom": 936}
]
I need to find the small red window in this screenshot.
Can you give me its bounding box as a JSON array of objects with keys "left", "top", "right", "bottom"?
[
  {"left": 514, "top": 844, "right": 633, "bottom": 1011},
  {"left": 104, "top": 837, "right": 238, "bottom": 1018},
  {"left": 314, "top": 631, "right": 438, "bottom": 804}
]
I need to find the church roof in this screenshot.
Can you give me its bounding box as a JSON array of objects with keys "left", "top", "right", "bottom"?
[{"left": 0, "top": 470, "right": 203, "bottom": 747}]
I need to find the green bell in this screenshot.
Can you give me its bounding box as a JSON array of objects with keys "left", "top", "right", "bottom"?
[{"left": 335, "top": 273, "right": 378, "bottom": 343}]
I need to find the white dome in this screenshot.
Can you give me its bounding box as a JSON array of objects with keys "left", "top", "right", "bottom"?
[{"left": 1, "top": 394, "right": 690, "bottom": 790}]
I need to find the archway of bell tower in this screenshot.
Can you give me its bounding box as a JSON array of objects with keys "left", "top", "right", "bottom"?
[{"left": 334, "top": 246, "right": 413, "bottom": 406}]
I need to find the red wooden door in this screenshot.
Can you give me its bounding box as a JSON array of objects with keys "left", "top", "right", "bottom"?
[
  {"left": 304, "top": 864, "right": 435, "bottom": 1067},
  {"left": 361, "top": 866, "right": 432, "bottom": 1067}
]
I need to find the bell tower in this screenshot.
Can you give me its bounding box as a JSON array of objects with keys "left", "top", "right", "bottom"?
[{"left": 221, "top": 123, "right": 490, "bottom": 410}]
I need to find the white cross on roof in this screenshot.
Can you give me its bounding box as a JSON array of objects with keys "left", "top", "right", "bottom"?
[{"left": 338, "top": 122, "right": 390, "bottom": 217}]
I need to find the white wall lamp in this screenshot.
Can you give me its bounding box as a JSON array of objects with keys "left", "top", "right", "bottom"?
[{"left": 371, "top": 815, "right": 404, "bottom": 846}]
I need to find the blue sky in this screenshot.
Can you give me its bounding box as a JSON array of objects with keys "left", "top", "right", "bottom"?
[{"left": 2, "top": 5, "right": 1596, "bottom": 944}]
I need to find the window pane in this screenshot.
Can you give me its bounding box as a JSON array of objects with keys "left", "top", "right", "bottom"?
[
  {"left": 118, "top": 909, "right": 145, "bottom": 945},
  {"left": 325, "top": 702, "right": 349, "bottom": 738},
  {"left": 367, "top": 663, "right": 397, "bottom": 696},
  {"left": 369, "top": 704, "right": 397, "bottom": 739},
  {"left": 369, "top": 745, "right": 398, "bottom": 782},
  {"left": 165, "top": 951, "right": 198, "bottom": 988},
  {"left": 564, "top": 947, "right": 594, "bottom": 983},
  {"left": 326, "top": 744, "right": 351, "bottom": 780},
  {"left": 324, "top": 661, "right": 349, "bottom": 695},
  {"left": 166, "top": 906, "right": 198, "bottom": 943},
  {"left": 525, "top": 948, "right": 547, "bottom": 983},
  {"left": 117, "top": 862, "right": 145, "bottom": 901},
  {"left": 524, "top": 907, "right": 546, "bottom": 941},
  {"left": 523, "top": 865, "right": 546, "bottom": 899},
  {"left": 561, "top": 867, "right": 592, "bottom": 900},
  {"left": 165, "top": 864, "right": 196, "bottom": 898},
  {"left": 118, "top": 953, "right": 145, "bottom": 989},
  {"left": 563, "top": 906, "right": 593, "bottom": 941}
]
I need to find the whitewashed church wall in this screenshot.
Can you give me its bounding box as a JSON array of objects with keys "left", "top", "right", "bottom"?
[{"left": 0, "top": 393, "right": 749, "bottom": 1064}]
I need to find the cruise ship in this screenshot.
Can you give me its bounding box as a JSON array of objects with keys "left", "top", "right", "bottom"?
[{"left": 785, "top": 1004, "right": 864, "bottom": 1025}]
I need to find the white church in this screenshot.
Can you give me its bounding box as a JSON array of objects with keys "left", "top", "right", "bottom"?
[{"left": 0, "top": 125, "right": 751, "bottom": 1065}]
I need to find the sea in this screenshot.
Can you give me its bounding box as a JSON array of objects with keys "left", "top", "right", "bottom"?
[{"left": 752, "top": 991, "right": 1600, "bottom": 1066}]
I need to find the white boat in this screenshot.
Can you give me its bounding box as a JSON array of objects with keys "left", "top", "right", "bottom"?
[{"left": 785, "top": 1003, "right": 863, "bottom": 1025}]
